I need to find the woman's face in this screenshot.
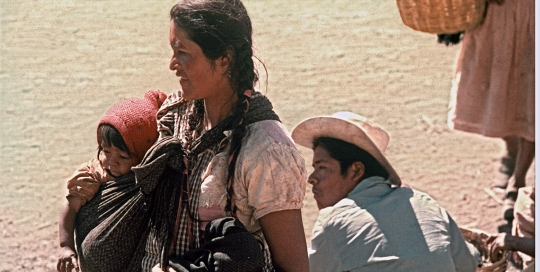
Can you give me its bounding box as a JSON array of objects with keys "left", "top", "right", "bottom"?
[{"left": 169, "top": 21, "right": 230, "bottom": 101}]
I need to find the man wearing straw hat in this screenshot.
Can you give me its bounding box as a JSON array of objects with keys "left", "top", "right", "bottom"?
[{"left": 291, "top": 112, "right": 478, "bottom": 272}]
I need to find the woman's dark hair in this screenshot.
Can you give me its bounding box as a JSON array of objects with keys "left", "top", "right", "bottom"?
[
  {"left": 170, "top": 0, "right": 258, "bottom": 96},
  {"left": 313, "top": 137, "right": 389, "bottom": 180},
  {"left": 170, "top": 0, "right": 259, "bottom": 215},
  {"left": 96, "top": 124, "right": 130, "bottom": 157}
]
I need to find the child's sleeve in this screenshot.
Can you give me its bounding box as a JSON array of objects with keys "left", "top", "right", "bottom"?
[{"left": 66, "top": 159, "right": 109, "bottom": 206}]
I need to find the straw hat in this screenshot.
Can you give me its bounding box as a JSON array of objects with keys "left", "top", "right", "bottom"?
[{"left": 291, "top": 112, "right": 401, "bottom": 186}]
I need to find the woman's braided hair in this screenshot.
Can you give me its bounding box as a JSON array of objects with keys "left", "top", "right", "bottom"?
[{"left": 170, "top": 0, "right": 260, "bottom": 215}]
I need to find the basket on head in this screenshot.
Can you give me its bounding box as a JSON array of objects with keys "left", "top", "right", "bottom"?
[
  {"left": 459, "top": 227, "right": 510, "bottom": 272},
  {"left": 396, "top": 0, "right": 487, "bottom": 34}
]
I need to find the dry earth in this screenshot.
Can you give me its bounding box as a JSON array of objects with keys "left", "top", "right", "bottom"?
[{"left": 0, "top": 0, "right": 535, "bottom": 271}]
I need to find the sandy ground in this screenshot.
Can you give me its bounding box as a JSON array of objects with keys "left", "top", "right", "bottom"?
[{"left": 0, "top": 0, "right": 535, "bottom": 271}]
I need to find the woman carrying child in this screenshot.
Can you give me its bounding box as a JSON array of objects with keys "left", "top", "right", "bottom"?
[{"left": 145, "top": 0, "right": 309, "bottom": 271}]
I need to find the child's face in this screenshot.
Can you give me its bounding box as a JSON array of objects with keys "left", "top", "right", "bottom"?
[{"left": 99, "top": 144, "right": 133, "bottom": 178}]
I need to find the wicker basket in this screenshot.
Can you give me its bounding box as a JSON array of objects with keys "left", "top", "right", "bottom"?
[
  {"left": 396, "top": 0, "right": 487, "bottom": 34},
  {"left": 459, "top": 227, "right": 509, "bottom": 272}
]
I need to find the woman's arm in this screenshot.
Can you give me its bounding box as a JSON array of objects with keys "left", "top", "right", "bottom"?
[
  {"left": 259, "top": 209, "right": 310, "bottom": 272},
  {"left": 487, "top": 233, "right": 535, "bottom": 261}
]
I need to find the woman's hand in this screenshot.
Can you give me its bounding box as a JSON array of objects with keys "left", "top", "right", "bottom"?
[
  {"left": 486, "top": 233, "right": 511, "bottom": 262},
  {"left": 487, "top": 232, "right": 535, "bottom": 261},
  {"left": 152, "top": 264, "right": 177, "bottom": 272},
  {"left": 487, "top": 0, "right": 504, "bottom": 5},
  {"left": 57, "top": 246, "right": 79, "bottom": 272}
]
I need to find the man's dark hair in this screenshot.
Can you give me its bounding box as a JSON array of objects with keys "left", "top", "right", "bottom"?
[{"left": 313, "top": 137, "right": 389, "bottom": 180}]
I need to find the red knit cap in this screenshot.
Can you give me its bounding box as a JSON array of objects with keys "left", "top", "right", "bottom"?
[{"left": 97, "top": 90, "right": 168, "bottom": 165}]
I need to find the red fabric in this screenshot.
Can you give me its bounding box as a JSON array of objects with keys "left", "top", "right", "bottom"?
[{"left": 98, "top": 90, "right": 168, "bottom": 165}]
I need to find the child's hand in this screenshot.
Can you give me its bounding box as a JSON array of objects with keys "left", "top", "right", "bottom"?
[
  {"left": 152, "top": 264, "right": 178, "bottom": 272},
  {"left": 57, "top": 246, "right": 79, "bottom": 272}
]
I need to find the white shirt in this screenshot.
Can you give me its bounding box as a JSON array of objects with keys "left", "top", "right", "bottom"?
[{"left": 309, "top": 176, "right": 478, "bottom": 272}]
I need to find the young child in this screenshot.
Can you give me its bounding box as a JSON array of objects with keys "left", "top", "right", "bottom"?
[{"left": 57, "top": 90, "right": 167, "bottom": 272}]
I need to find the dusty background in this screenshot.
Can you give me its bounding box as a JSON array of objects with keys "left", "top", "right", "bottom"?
[{"left": 0, "top": 0, "right": 535, "bottom": 271}]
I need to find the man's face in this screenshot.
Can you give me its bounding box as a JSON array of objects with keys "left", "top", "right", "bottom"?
[{"left": 308, "top": 146, "right": 357, "bottom": 210}]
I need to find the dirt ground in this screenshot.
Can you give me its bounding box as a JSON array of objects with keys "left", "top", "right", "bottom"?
[{"left": 0, "top": 0, "right": 535, "bottom": 271}]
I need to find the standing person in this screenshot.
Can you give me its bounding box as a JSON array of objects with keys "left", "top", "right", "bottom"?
[
  {"left": 57, "top": 90, "right": 167, "bottom": 272},
  {"left": 447, "top": 0, "right": 535, "bottom": 221},
  {"left": 145, "top": 0, "right": 309, "bottom": 271},
  {"left": 292, "top": 112, "right": 478, "bottom": 272}
]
